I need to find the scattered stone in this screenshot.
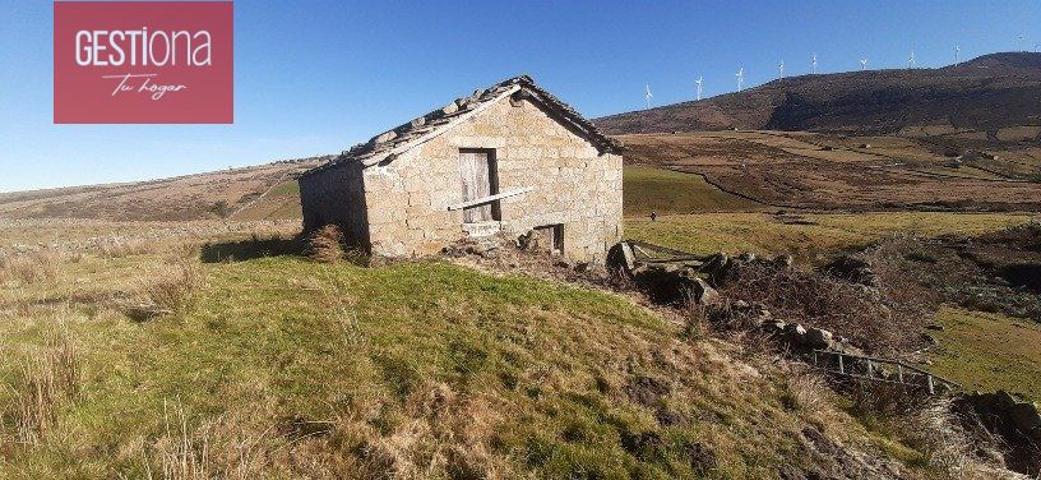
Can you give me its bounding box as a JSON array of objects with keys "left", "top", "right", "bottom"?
[
  {"left": 804, "top": 328, "right": 834, "bottom": 350},
  {"left": 822, "top": 255, "right": 879, "bottom": 287},
  {"left": 773, "top": 254, "right": 794, "bottom": 269},
  {"left": 955, "top": 390, "right": 1041, "bottom": 476},
  {"left": 374, "top": 130, "right": 398, "bottom": 144}
]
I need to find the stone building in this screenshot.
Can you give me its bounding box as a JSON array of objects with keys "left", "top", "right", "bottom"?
[{"left": 298, "top": 75, "right": 623, "bottom": 263}]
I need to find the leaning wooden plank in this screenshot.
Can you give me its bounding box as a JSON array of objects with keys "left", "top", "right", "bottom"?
[{"left": 447, "top": 187, "right": 535, "bottom": 211}]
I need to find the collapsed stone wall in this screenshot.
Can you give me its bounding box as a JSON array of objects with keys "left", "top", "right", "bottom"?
[{"left": 361, "top": 97, "right": 623, "bottom": 263}]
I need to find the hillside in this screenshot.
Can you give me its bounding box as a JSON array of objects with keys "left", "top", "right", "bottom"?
[
  {"left": 596, "top": 52, "right": 1041, "bottom": 137},
  {"left": 1, "top": 219, "right": 1019, "bottom": 478},
  {"left": 0, "top": 157, "right": 329, "bottom": 221},
  {"left": 620, "top": 131, "right": 1041, "bottom": 211}
]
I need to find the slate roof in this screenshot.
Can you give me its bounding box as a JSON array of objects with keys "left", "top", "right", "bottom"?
[{"left": 301, "top": 75, "right": 622, "bottom": 177}]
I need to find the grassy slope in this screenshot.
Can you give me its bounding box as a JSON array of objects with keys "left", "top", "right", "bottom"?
[
  {"left": 623, "top": 166, "right": 759, "bottom": 215},
  {"left": 929, "top": 307, "right": 1041, "bottom": 402},
  {"left": 625, "top": 212, "right": 1034, "bottom": 263},
  {"left": 0, "top": 246, "right": 924, "bottom": 479}
]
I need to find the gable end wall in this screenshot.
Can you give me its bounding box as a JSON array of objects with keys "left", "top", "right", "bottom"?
[{"left": 362, "top": 97, "right": 623, "bottom": 263}]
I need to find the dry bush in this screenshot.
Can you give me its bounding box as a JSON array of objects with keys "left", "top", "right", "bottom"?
[
  {"left": 901, "top": 400, "right": 1011, "bottom": 479},
  {"left": 145, "top": 256, "right": 203, "bottom": 315},
  {"left": 0, "top": 250, "right": 61, "bottom": 285},
  {"left": 306, "top": 225, "right": 368, "bottom": 265},
  {"left": 720, "top": 263, "right": 923, "bottom": 354},
  {"left": 8, "top": 322, "right": 80, "bottom": 445},
  {"left": 681, "top": 303, "right": 711, "bottom": 341},
  {"left": 778, "top": 368, "right": 828, "bottom": 413},
  {"left": 95, "top": 237, "right": 156, "bottom": 258},
  {"left": 307, "top": 225, "right": 346, "bottom": 264}
]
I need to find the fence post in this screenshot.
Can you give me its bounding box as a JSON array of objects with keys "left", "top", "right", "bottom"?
[
  {"left": 897, "top": 365, "right": 904, "bottom": 384},
  {"left": 838, "top": 354, "right": 845, "bottom": 374},
  {"left": 927, "top": 375, "right": 935, "bottom": 395}
]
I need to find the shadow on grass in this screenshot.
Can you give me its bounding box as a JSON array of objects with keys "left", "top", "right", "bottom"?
[{"left": 200, "top": 235, "right": 304, "bottom": 263}]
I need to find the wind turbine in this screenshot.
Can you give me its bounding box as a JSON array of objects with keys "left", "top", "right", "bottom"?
[
  {"left": 859, "top": 58, "right": 868, "bottom": 71},
  {"left": 644, "top": 84, "right": 653, "bottom": 109},
  {"left": 695, "top": 76, "right": 703, "bottom": 101},
  {"left": 811, "top": 53, "right": 818, "bottom": 74},
  {"left": 736, "top": 68, "right": 745, "bottom": 92},
  {"left": 778, "top": 60, "right": 785, "bottom": 79},
  {"left": 1036, "top": 43, "right": 1041, "bottom": 53},
  {"left": 954, "top": 45, "right": 961, "bottom": 63},
  {"left": 907, "top": 50, "right": 916, "bottom": 68},
  {"left": 1019, "top": 35, "right": 1026, "bottom": 51}
]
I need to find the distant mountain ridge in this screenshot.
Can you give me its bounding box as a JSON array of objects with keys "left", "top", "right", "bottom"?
[{"left": 595, "top": 52, "right": 1041, "bottom": 136}]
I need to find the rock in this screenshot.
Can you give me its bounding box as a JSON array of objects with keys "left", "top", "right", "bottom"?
[
  {"left": 1009, "top": 402, "right": 1041, "bottom": 433},
  {"left": 441, "top": 102, "right": 459, "bottom": 115},
  {"left": 783, "top": 323, "right": 808, "bottom": 346},
  {"left": 375, "top": 130, "right": 398, "bottom": 143},
  {"left": 699, "top": 252, "right": 729, "bottom": 277},
  {"left": 773, "top": 254, "right": 794, "bottom": 269},
  {"left": 689, "top": 277, "right": 720, "bottom": 305},
  {"left": 631, "top": 263, "right": 717, "bottom": 305},
  {"left": 823, "top": 255, "right": 879, "bottom": 287},
  {"left": 804, "top": 328, "right": 834, "bottom": 350},
  {"left": 736, "top": 252, "right": 756, "bottom": 263}
]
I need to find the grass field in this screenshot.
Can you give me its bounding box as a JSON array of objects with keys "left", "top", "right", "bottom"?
[
  {"left": 625, "top": 212, "right": 1034, "bottom": 263},
  {"left": 929, "top": 307, "right": 1041, "bottom": 402},
  {"left": 0, "top": 222, "right": 945, "bottom": 479},
  {"left": 623, "top": 166, "right": 759, "bottom": 215}
]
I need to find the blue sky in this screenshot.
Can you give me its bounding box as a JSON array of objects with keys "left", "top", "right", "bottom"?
[{"left": 1, "top": 0, "right": 1039, "bottom": 192}]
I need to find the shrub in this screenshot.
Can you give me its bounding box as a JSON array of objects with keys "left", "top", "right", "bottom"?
[
  {"left": 720, "top": 263, "right": 921, "bottom": 354},
  {"left": 307, "top": 225, "right": 345, "bottom": 264},
  {"left": 145, "top": 256, "right": 203, "bottom": 315}
]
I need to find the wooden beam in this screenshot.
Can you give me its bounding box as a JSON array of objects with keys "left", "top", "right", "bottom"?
[{"left": 447, "top": 187, "right": 534, "bottom": 211}]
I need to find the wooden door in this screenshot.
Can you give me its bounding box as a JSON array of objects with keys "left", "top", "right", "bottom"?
[{"left": 459, "top": 150, "right": 494, "bottom": 223}]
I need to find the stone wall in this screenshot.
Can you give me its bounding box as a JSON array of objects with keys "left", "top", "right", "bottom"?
[
  {"left": 298, "top": 160, "right": 369, "bottom": 247},
  {"left": 362, "top": 97, "right": 623, "bottom": 263}
]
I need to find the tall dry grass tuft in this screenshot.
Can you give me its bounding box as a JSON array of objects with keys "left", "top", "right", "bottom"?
[
  {"left": 307, "top": 225, "right": 346, "bottom": 264},
  {"left": 0, "top": 250, "right": 61, "bottom": 285},
  {"left": 901, "top": 399, "right": 1010, "bottom": 480},
  {"left": 778, "top": 368, "right": 828, "bottom": 414},
  {"left": 10, "top": 321, "right": 80, "bottom": 445},
  {"left": 95, "top": 237, "right": 156, "bottom": 258},
  {"left": 145, "top": 256, "right": 203, "bottom": 315},
  {"left": 146, "top": 403, "right": 280, "bottom": 480}
]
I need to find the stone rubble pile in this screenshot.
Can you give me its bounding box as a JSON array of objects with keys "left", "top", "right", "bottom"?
[{"left": 955, "top": 391, "right": 1041, "bottom": 476}]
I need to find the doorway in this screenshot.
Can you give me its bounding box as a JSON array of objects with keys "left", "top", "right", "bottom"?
[{"left": 458, "top": 149, "right": 500, "bottom": 223}]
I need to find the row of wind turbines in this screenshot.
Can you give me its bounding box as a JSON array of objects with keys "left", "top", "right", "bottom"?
[{"left": 643, "top": 40, "right": 1041, "bottom": 108}]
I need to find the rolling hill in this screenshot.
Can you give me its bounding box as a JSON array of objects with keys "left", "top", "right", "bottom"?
[
  {"left": 0, "top": 157, "right": 329, "bottom": 221},
  {"left": 595, "top": 52, "right": 1041, "bottom": 137}
]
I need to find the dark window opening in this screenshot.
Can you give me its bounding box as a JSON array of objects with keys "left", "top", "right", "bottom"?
[{"left": 534, "top": 224, "right": 564, "bottom": 254}]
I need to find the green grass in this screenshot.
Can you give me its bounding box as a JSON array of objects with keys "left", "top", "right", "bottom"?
[
  {"left": 2, "top": 251, "right": 899, "bottom": 479},
  {"left": 267, "top": 180, "right": 300, "bottom": 197},
  {"left": 625, "top": 212, "right": 1033, "bottom": 263},
  {"left": 623, "top": 166, "right": 759, "bottom": 216},
  {"left": 929, "top": 307, "right": 1041, "bottom": 402}
]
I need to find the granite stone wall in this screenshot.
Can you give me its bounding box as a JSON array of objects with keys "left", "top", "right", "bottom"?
[
  {"left": 361, "top": 97, "right": 623, "bottom": 263},
  {"left": 298, "top": 160, "right": 369, "bottom": 247}
]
